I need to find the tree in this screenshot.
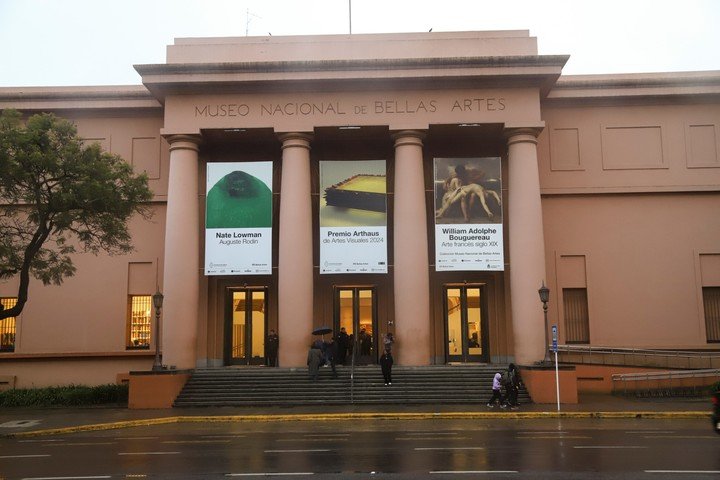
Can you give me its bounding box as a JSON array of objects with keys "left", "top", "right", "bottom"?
[{"left": 0, "top": 109, "right": 153, "bottom": 320}]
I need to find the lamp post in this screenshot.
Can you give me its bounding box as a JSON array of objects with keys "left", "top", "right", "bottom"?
[
  {"left": 151, "top": 290, "right": 164, "bottom": 372},
  {"left": 538, "top": 281, "right": 551, "bottom": 364}
]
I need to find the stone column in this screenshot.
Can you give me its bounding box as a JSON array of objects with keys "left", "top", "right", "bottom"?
[
  {"left": 392, "top": 130, "right": 431, "bottom": 366},
  {"left": 506, "top": 127, "right": 547, "bottom": 365},
  {"left": 278, "top": 133, "right": 314, "bottom": 367},
  {"left": 161, "top": 135, "right": 202, "bottom": 370}
]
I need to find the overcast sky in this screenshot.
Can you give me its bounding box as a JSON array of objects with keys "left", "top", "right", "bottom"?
[{"left": 1, "top": 0, "right": 719, "bottom": 87}]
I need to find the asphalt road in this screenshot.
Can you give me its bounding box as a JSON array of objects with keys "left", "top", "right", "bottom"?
[{"left": 0, "top": 417, "right": 718, "bottom": 479}]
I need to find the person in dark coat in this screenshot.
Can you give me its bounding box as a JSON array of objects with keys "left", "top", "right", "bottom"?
[
  {"left": 358, "top": 329, "right": 369, "bottom": 354},
  {"left": 379, "top": 349, "right": 393, "bottom": 385},
  {"left": 324, "top": 338, "right": 338, "bottom": 378},
  {"left": 307, "top": 343, "right": 323, "bottom": 381},
  {"left": 266, "top": 329, "right": 279, "bottom": 367},
  {"left": 506, "top": 363, "right": 522, "bottom": 408},
  {"left": 336, "top": 327, "right": 349, "bottom": 365}
]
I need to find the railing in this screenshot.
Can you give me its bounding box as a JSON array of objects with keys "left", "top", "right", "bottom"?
[
  {"left": 555, "top": 344, "right": 720, "bottom": 369},
  {"left": 612, "top": 368, "right": 720, "bottom": 397}
]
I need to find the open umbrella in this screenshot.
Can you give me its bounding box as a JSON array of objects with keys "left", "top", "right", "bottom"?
[{"left": 312, "top": 326, "right": 333, "bottom": 336}]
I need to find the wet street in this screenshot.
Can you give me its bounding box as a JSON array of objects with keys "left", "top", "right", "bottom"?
[{"left": 0, "top": 417, "right": 718, "bottom": 479}]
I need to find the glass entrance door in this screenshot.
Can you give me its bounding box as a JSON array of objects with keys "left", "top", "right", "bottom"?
[
  {"left": 225, "top": 287, "right": 267, "bottom": 365},
  {"left": 334, "top": 287, "right": 377, "bottom": 365},
  {"left": 444, "top": 285, "right": 488, "bottom": 363}
]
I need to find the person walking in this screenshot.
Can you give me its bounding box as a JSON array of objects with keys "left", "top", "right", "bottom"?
[
  {"left": 266, "top": 329, "right": 279, "bottom": 367},
  {"left": 307, "top": 342, "right": 323, "bottom": 381},
  {"left": 379, "top": 349, "right": 393, "bottom": 385},
  {"left": 506, "top": 363, "right": 522, "bottom": 408},
  {"left": 487, "top": 372, "right": 505, "bottom": 407}
]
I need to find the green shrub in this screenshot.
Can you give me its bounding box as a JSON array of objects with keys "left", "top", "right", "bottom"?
[{"left": 0, "top": 384, "right": 128, "bottom": 407}]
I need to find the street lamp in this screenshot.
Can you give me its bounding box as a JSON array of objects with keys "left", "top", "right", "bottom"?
[
  {"left": 152, "top": 290, "right": 164, "bottom": 372},
  {"left": 538, "top": 281, "right": 551, "bottom": 364}
]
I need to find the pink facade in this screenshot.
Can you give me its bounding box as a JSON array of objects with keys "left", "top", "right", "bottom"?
[{"left": 0, "top": 31, "right": 718, "bottom": 388}]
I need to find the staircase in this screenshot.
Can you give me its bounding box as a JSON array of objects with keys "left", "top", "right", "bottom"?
[{"left": 173, "top": 364, "right": 531, "bottom": 407}]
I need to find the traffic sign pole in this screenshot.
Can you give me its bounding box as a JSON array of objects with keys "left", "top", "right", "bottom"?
[{"left": 552, "top": 324, "right": 560, "bottom": 412}]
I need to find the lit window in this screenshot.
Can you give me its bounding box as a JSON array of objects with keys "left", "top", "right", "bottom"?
[
  {"left": 127, "top": 295, "right": 152, "bottom": 349},
  {"left": 0, "top": 298, "right": 17, "bottom": 352}
]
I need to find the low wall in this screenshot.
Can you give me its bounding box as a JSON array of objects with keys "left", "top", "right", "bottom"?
[
  {"left": 0, "top": 354, "right": 154, "bottom": 388},
  {"left": 520, "top": 365, "right": 578, "bottom": 404},
  {"left": 128, "top": 371, "right": 190, "bottom": 409},
  {"left": 573, "top": 364, "right": 720, "bottom": 394}
]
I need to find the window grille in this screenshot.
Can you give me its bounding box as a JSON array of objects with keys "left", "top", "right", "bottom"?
[
  {"left": 0, "top": 298, "right": 17, "bottom": 352},
  {"left": 127, "top": 295, "right": 152, "bottom": 349},
  {"left": 563, "top": 288, "right": 590, "bottom": 344},
  {"left": 703, "top": 287, "right": 720, "bottom": 343}
]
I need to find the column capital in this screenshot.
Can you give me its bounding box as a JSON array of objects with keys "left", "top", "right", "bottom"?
[
  {"left": 391, "top": 129, "right": 426, "bottom": 148},
  {"left": 504, "top": 126, "right": 544, "bottom": 146},
  {"left": 277, "top": 132, "right": 313, "bottom": 150},
  {"left": 165, "top": 134, "right": 202, "bottom": 153}
]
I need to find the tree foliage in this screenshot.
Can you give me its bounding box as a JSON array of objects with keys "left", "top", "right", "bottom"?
[{"left": 0, "top": 109, "right": 153, "bottom": 320}]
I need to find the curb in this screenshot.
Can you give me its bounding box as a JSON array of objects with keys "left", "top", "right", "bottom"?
[{"left": 4, "top": 411, "right": 711, "bottom": 438}]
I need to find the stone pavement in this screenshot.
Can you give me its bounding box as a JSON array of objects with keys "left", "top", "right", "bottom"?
[{"left": 0, "top": 394, "right": 713, "bottom": 438}]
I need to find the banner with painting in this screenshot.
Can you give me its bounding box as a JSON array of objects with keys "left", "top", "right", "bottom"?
[
  {"left": 319, "top": 160, "right": 388, "bottom": 274},
  {"left": 205, "top": 161, "right": 273, "bottom": 275},
  {"left": 434, "top": 157, "right": 504, "bottom": 271}
]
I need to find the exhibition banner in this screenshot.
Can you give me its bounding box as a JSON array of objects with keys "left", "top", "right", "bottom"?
[
  {"left": 434, "top": 157, "right": 504, "bottom": 271},
  {"left": 319, "top": 160, "right": 387, "bottom": 274},
  {"left": 204, "top": 161, "right": 273, "bottom": 275}
]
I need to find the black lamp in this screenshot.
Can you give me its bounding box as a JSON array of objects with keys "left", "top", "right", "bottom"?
[
  {"left": 152, "top": 290, "right": 164, "bottom": 372},
  {"left": 538, "top": 281, "right": 551, "bottom": 364}
]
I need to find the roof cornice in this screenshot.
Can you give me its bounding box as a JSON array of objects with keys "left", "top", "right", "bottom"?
[
  {"left": 0, "top": 85, "right": 161, "bottom": 112},
  {"left": 546, "top": 71, "right": 720, "bottom": 105},
  {"left": 135, "top": 55, "right": 570, "bottom": 100}
]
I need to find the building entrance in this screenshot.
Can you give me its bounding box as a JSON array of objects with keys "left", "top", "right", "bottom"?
[
  {"left": 444, "top": 285, "right": 489, "bottom": 363},
  {"left": 224, "top": 287, "right": 267, "bottom": 365},
  {"left": 333, "top": 286, "right": 377, "bottom": 365}
]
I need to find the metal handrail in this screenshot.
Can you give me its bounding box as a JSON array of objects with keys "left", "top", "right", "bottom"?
[
  {"left": 555, "top": 344, "right": 720, "bottom": 370},
  {"left": 612, "top": 368, "right": 720, "bottom": 382},
  {"left": 557, "top": 344, "right": 720, "bottom": 358},
  {"left": 611, "top": 368, "right": 720, "bottom": 396}
]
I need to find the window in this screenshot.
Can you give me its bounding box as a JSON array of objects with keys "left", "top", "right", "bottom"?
[
  {"left": 703, "top": 287, "right": 720, "bottom": 343},
  {"left": 127, "top": 295, "right": 152, "bottom": 349},
  {"left": 0, "top": 298, "right": 17, "bottom": 352},
  {"left": 563, "top": 288, "right": 590, "bottom": 344}
]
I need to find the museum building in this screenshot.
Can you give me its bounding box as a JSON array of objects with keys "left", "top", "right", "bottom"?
[{"left": 1, "top": 30, "right": 719, "bottom": 391}]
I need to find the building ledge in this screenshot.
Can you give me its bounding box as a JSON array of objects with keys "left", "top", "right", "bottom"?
[{"left": 0, "top": 351, "right": 155, "bottom": 361}]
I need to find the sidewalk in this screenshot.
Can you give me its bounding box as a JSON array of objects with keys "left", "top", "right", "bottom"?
[{"left": 0, "top": 394, "right": 713, "bottom": 438}]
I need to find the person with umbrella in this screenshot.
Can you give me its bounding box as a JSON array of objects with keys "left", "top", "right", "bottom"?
[{"left": 310, "top": 326, "right": 333, "bottom": 380}]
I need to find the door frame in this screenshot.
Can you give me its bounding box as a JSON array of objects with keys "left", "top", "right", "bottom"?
[
  {"left": 443, "top": 283, "right": 490, "bottom": 363},
  {"left": 332, "top": 285, "right": 379, "bottom": 364},
  {"left": 224, "top": 286, "right": 268, "bottom": 366}
]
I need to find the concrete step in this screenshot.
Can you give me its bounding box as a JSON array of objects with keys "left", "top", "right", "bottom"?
[{"left": 173, "top": 364, "right": 530, "bottom": 407}]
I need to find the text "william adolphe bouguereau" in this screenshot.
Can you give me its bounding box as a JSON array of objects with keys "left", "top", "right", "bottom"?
[{"left": 194, "top": 97, "right": 506, "bottom": 118}]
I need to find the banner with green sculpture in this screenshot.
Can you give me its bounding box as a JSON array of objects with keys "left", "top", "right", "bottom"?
[{"left": 205, "top": 161, "right": 273, "bottom": 275}]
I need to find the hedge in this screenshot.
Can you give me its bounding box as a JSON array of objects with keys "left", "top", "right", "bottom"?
[{"left": 0, "top": 384, "right": 128, "bottom": 407}]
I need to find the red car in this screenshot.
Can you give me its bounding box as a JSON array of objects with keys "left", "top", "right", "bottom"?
[{"left": 712, "top": 390, "right": 720, "bottom": 435}]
